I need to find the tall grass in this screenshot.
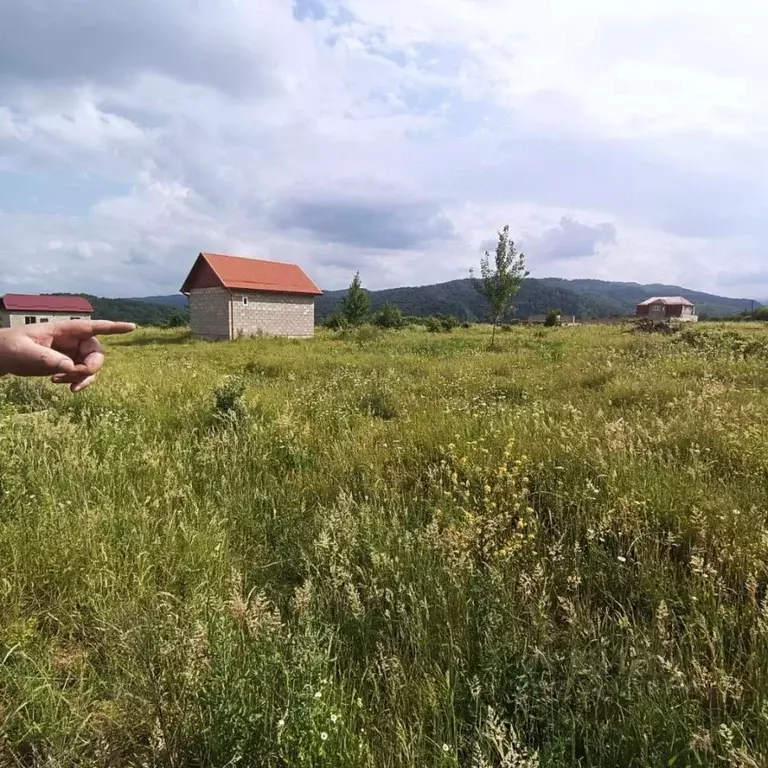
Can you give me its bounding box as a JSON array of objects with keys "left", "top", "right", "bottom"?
[{"left": 1, "top": 323, "right": 768, "bottom": 766}]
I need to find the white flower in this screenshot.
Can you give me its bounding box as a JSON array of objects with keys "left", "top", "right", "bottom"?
[
  {"left": 314, "top": 691, "right": 322, "bottom": 699},
  {"left": 617, "top": 556, "right": 627, "bottom": 563},
  {"left": 330, "top": 713, "right": 339, "bottom": 723},
  {"left": 321, "top": 732, "right": 328, "bottom": 741},
  {"left": 442, "top": 743, "right": 450, "bottom": 753},
  {"left": 277, "top": 719, "right": 285, "bottom": 728}
]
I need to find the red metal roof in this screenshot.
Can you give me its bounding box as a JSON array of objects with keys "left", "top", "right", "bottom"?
[
  {"left": 0, "top": 294, "right": 94, "bottom": 313},
  {"left": 180, "top": 253, "right": 322, "bottom": 296}
]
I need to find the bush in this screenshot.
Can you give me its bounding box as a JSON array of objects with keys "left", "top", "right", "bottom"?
[
  {"left": 324, "top": 312, "right": 348, "bottom": 331},
  {"left": 353, "top": 324, "right": 380, "bottom": 347},
  {"left": 439, "top": 314, "right": 459, "bottom": 331},
  {"left": 213, "top": 375, "right": 247, "bottom": 424},
  {"left": 338, "top": 324, "right": 381, "bottom": 347},
  {"left": 374, "top": 303, "right": 405, "bottom": 330},
  {"left": 425, "top": 315, "right": 459, "bottom": 333},
  {"left": 544, "top": 308, "right": 562, "bottom": 327},
  {"left": 166, "top": 310, "right": 189, "bottom": 328}
]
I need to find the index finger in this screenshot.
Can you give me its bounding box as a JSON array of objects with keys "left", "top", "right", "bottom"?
[{"left": 50, "top": 320, "right": 137, "bottom": 339}]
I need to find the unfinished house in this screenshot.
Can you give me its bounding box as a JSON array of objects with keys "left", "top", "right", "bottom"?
[{"left": 181, "top": 252, "right": 322, "bottom": 340}]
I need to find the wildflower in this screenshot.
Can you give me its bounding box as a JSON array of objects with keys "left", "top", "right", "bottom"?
[
  {"left": 278, "top": 718, "right": 285, "bottom": 728},
  {"left": 617, "top": 556, "right": 627, "bottom": 563},
  {"left": 330, "top": 713, "right": 339, "bottom": 723},
  {"left": 442, "top": 743, "right": 450, "bottom": 753},
  {"left": 321, "top": 732, "right": 328, "bottom": 741},
  {"left": 314, "top": 690, "right": 322, "bottom": 699}
]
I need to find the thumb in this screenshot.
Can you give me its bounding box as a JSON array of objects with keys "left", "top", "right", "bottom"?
[{"left": 36, "top": 347, "right": 77, "bottom": 375}]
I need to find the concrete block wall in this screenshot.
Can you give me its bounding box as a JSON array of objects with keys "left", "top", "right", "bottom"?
[
  {"left": 230, "top": 291, "right": 315, "bottom": 338},
  {"left": 189, "top": 287, "right": 231, "bottom": 340}
]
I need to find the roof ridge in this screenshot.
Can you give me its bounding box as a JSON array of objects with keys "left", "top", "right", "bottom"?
[
  {"left": 201, "top": 252, "right": 303, "bottom": 268},
  {"left": 182, "top": 252, "right": 322, "bottom": 296}
]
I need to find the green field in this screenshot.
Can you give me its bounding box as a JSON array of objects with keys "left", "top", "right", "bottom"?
[{"left": 2, "top": 323, "right": 768, "bottom": 766}]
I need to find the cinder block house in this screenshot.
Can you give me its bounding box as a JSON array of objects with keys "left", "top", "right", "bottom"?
[
  {"left": 181, "top": 252, "right": 322, "bottom": 340},
  {"left": 0, "top": 294, "right": 93, "bottom": 328},
  {"left": 636, "top": 296, "right": 698, "bottom": 322}
]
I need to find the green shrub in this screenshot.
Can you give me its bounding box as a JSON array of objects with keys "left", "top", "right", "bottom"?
[
  {"left": 374, "top": 303, "right": 405, "bottom": 330},
  {"left": 544, "top": 308, "right": 562, "bottom": 327},
  {"left": 166, "top": 310, "right": 189, "bottom": 328},
  {"left": 438, "top": 314, "right": 459, "bottom": 331},
  {"left": 324, "top": 312, "right": 348, "bottom": 331},
  {"left": 213, "top": 375, "right": 247, "bottom": 424}
]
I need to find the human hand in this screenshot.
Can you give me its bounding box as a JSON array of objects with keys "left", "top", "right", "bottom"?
[{"left": 0, "top": 320, "right": 136, "bottom": 392}]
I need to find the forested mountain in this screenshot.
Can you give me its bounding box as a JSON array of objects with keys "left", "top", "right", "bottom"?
[
  {"left": 41, "top": 280, "right": 756, "bottom": 326},
  {"left": 127, "top": 278, "right": 759, "bottom": 325},
  {"left": 131, "top": 294, "right": 189, "bottom": 308},
  {"left": 315, "top": 279, "right": 617, "bottom": 322},
  {"left": 314, "top": 278, "right": 759, "bottom": 323},
  {"left": 539, "top": 279, "right": 757, "bottom": 318},
  {"left": 50, "top": 294, "right": 188, "bottom": 325}
]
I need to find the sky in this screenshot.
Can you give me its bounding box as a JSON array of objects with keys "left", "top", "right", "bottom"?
[{"left": 0, "top": 0, "right": 767, "bottom": 299}]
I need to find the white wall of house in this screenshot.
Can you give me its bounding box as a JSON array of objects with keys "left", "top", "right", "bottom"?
[{"left": 0, "top": 311, "right": 91, "bottom": 328}]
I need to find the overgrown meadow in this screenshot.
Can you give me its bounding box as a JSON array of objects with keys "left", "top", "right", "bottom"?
[{"left": 2, "top": 322, "right": 768, "bottom": 767}]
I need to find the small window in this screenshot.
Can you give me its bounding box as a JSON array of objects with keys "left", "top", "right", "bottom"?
[
  {"left": 242, "top": 296, "right": 249, "bottom": 306},
  {"left": 39, "top": 318, "right": 49, "bottom": 323},
  {"left": 25, "top": 316, "right": 37, "bottom": 324}
]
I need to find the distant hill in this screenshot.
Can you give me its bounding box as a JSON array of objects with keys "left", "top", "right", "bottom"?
[
  {"left": 314, "top": 278, "right": 759, "bottom": 323},
  {"left": 315, "top": 279, "right": 617, "bottom": 322},
  {"left": 127, "top": 280, "right": 759, "bottom": 325},
  {"left": 130, "top": 294, "right": 188, "bottom": 308},
  {"left": 538, "top": 279, "right": 757, "bottom": 318},
  {"left": 51, "top": 294, "right": 188, "bottom": 326}
]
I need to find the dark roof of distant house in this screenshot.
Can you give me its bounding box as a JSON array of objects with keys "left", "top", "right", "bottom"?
[
  {"left": 0, "top": 294, "right": 94, "bottom": 313},
  {"left": 637, "top": 296, "right": 694, "bottom": 307},
  {"left": 180, "top": 252, "right": 322, "bottom": 296}
]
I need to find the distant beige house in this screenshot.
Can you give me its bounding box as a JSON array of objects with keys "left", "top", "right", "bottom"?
[
  {"left": 0, "top": 294, "right": 93, "bottom": 328},
  {"left": 636, "top": 296, "right": 698, "bottom": 322},
  {"left": 181, "top": 252, "right": 322, "bottom": 340}
]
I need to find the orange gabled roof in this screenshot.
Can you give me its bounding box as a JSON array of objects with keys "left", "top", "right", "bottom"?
[{"left": 181, "top": 252, "right": 322, "bottom": 296}]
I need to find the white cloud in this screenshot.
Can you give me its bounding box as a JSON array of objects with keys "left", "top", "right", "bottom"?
[{"left": 0, "top": 0, "right": 766, "bottom": 299}]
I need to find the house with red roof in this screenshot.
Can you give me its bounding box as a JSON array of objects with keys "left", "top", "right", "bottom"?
[
  {"left": 180, "top": 252, "right": 322, "bottom": 340},
  {"left": 0, "top": 294, "right": 93, "bottom": 329}
]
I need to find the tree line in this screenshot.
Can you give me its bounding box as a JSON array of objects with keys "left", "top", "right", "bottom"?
[{"left": 326, "top": 225, "right": 538, "bottom": 346}]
